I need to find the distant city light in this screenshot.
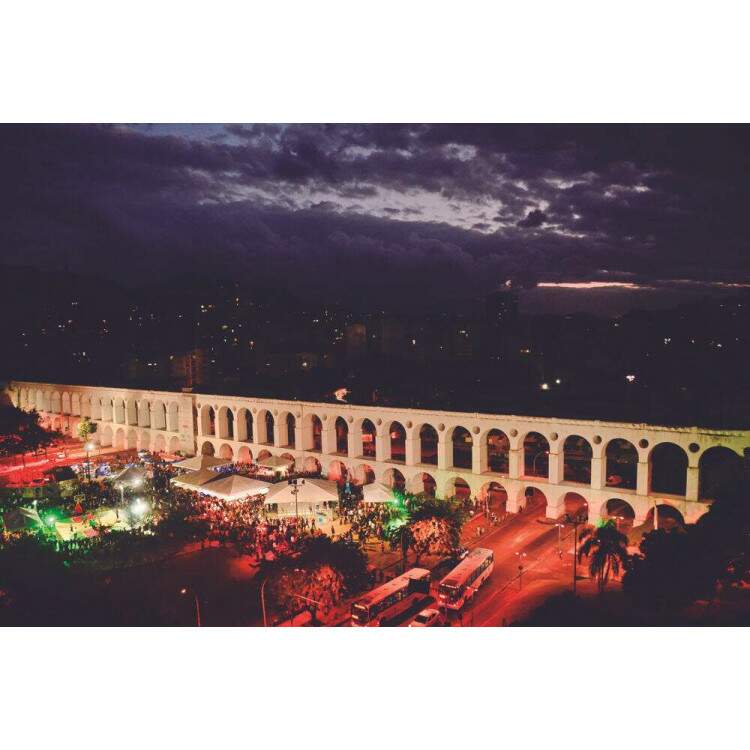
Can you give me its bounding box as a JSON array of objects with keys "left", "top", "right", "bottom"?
[
  {"left": 626, "top": 374, "right": 636, "bottom": 383},
  {"left": 554, "top": 378, "right": 561, "bottom": 384},
  {"left": 540, "top": 383, "right": 550, "bottom": 391}
]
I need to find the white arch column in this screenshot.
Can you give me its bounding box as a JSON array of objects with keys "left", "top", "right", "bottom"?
[
  {"left": 548, "top": 448, "right": 564, "bottom": 484},
  {"left": 636, "top": 459, "right": 649, "bottom": 495},
  {"left": 686, "top": 464, "right": 699, "bottom": 501},
  {"left": 437, "top": 433, "right": 450, "bottom": 470},
  {"left": 508, "top": 447, "right": 521, "bottom": 479},
  {"left": 374, "top": 424, "right": 387, "bottom": 463},
  {"left": 472, "top": 437, "right": 487, "bottom": 474},
  {"left": 321, "top": 421, "right": 336, "bottom": 455},
  {"left": 405, "top": 434, "right": 418, "bottom": 466},
  {"left": 590, "top": 454, "right": 606, "bottom": 489}
]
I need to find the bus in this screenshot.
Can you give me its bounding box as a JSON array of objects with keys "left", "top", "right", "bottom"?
[
  {"left": 351, "top": 568, "right": 431, "bottom": 626},
  {"left": 438, "top": 548, "right": 494, "bottom": 610}
]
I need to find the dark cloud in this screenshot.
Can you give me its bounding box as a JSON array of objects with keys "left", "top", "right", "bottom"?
[{"left": 0, "top": 123, "right": 748, "bottom": 312}]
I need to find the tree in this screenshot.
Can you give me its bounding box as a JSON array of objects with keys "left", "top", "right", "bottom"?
[
  {"left": 77, "top": 417, "right": 97, "bottom": 442},
  {"left": 577, "top": 520, "right": 630, "bottom": 593},
  {"left": 0, "top": 405, "right": 60, "bottom": 465},
  {"left": 387, "top": 521, "right": 414, "bottom": 572}
]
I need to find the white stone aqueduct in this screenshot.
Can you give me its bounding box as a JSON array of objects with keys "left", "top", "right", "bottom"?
[{"left": 8, "top": 380, "right": 750, "bottom": 526}]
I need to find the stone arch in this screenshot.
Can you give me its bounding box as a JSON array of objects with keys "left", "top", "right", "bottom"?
[
  {"left": 559, "top": 491, "right": 589, "bottom": 522},
  {"left": 100, "top": 424, "right": 113, "bottom": 447},
  {"left": 381, "top": 466, "right": 406, "bottom": 492},
  {"left": 352, "top": 463, "right": 376, "bottom": 486},
  {"left": 302, "top": 412, "right": 323, "bottom": 451},
  {"left": 645, "top": 503, "right": 685, "bottom": 531},
  {"left": 303, "top": 456, "right": 322, "bottom": 475},
  {"left": 113, "top": 428, "right": 126, "bottom": 450},
  {"left": 237, "top": 408, "right": 253, "bottom": 443},
  {"left": 284, "top": 413, "right": 296, "bottom": 448},
  {"left": 126, "top": 428, "right": 138, "bottom": 450},
  {"left": 218, "top": 406, "right": 234, "bottom": 440},
  {"left": 152, "top": 401, "right": 167, "bottom": 431},
  {"left": 153, "top": 433, "right": 167, "bottom": 453},
  {"left": 486, "top": 429, "right": 510, "bottom": 473},
  {"left": 408, "top": 472, "right": 437, "bottom": 497},
  {"left": 523, "top": 431, "right": 549, "bottom": 478},
  {"left": 71, "top": 393, "right": 80, "bottom": 416},
  {"left": 519, "top": 485, "right": 548, "bottom": 513},
  {"left": 563, "top": 435, "right": 592, "bottom": 484},
  {"left": 334, "top": 417, "right": 348, "bottom": 455},
  {"left": 61, "top": 392, "right": 71, "bottom": 414},
  {"left": 257, "top": 448, "right": 272, "bottom": 462},
  {"left": 605, "top": 438, "right": 638, "bottom": 490},
  {"left": 389, "top": 421, "right": 406, "bottom": 462},
  {"left": 699, "top": 446, "right": 744, "bottom": 500},
  {"left": 52, "top": 416, "right": 62, "bottom": 432},
  {"left": 219, "top": 443, "right": 234, "bottom": 461},
  {"left": 601, "top": 498, "right": 636, "bottom": 533},
  {"left": 328, "top": 459, "right": 348, "bottom": 485},
  {"left": 201, "top": 440, "right": 215, "bottom": 456},
  {"left": 167, "top": 402, "right": 180, "bottom": 432},
  {"left": 451, "top": 425, "right": 473, "bottom": 470},
  {"left": 479, "top": 481, "right": 508, "bottom": 512},
  {"left": 113, "top": 397, "right": 125, "bottom": 424},
  {"left": 237, "top": 445, "right": 253, "bottom": 463},
  {"left": 126, "top": 398, "right": 138, "bottom": 426},
  {"left": 417, "top": 423, "right": 438, "bottom": 465},
  {"left": 168, "top": 435, "right": 181, "bottom": 454},
  {"left": 649, "top": 442, "right": 688, "bottom": 496},
  {"left": 445, "top": 476, "right": 471, "bottom": 501},
  {"left": 51, "top": 391, "right": 62, "bottom": 413},
  {"left": 256, "top": 409, "right": 274, "bottom": 445},
  {"left": 360, "top": 418, "right": 377, "bottom": 459},
  {"left": 138, "top": 430, "right": 151, "bottom": 452},
  {"left": 200, "top": 404, "right": 216, "bottom": 436}
]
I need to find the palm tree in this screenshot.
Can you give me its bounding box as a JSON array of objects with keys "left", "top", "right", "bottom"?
[
  {"left": 387, "top": 522, "right": 414, "bottom": 573},
  {"left": 577, "top": 520, "right": 630, "bottom": 593}
]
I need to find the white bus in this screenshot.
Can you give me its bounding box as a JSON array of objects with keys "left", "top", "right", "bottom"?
[
  {"left": 351, "top": 568, "right": 431, "bottom": 626},
  {"left": 438, "top": 548, "right": 494, "bottom": 610}
]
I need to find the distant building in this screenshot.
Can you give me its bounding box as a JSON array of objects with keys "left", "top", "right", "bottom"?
[{"left": 170, "top": 348, "right": 206, "bottom": 388}]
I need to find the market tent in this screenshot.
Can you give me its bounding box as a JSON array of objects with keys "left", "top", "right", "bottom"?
[
  {"left": 264, "top": 478, "right": 339, "bottom": 506},
  {"left": 173, "top": 455, "right": 232, "bottom": 472},
  {"left": 362, "top": 482, "right": 398, "bottom": 504},
  {"left": 2, "top": 506, "right": 43, "bottom": 533},
  {"left": 171, "top": 468, "right": 224, "bottom": 489},
  {"left": 112, "top": 466, "right": 147, "bottom": 485},
  {"left": 258, "top": 455, "right": 295, "bottom": 469},
  {"left": 199, "top": 474, "right": 270, "bottom": 500}
]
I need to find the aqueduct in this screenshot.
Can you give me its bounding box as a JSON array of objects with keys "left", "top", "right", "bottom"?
[{"left": 8, "top": 380, "right": 750, "bottom": 526}]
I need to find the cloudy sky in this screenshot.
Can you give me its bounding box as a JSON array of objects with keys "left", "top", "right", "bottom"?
[{"left": 2, "top": 124, "right": 748, "bottom": 313}]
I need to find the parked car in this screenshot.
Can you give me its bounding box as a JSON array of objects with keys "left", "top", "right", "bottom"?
[{"left": 409, "top": 608, "right": 442, "bottom": 627}]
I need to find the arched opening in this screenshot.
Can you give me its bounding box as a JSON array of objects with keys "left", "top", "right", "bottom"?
[
  {"left": 361, "top": 419, "right": 376, "bottom": 459},
  {"left": 237, "top": 446, "right": 252, "bottom": 464},
  {"left": 560, "top": 491, "right": 588, "bottom": 522},
  {"left": 446, "top": 477, "right": 471, "bottom": 501},
  {"left": 699, "top": 446, "right": 743, "bottom": 500},
  {"left": 153, "top": 434, "right": 167, "bottom": 453},
  {"left": 480, "top": 481, "right": 507, "bottom": 512},
  {"left": 602, "top": 498, "right": 636, "bottom": 534},
  {"left": 167, "top": 402, "right": 179, "bottom": 432},
  {"left": 257, "top": 449, "right": 272, "bottom": 462},
  {"left": 168, "top": 436, "right": 181, "bottom": 454},
  {"left": 219, "top": 443, "right": 234, "bottom": 461},
  {"left": 51, "top": 392, "right": 61, "bottom": 413},
  {"left": 114, "top": 428, "right": 126, "bottom": 450},
  {"left": 419, "top": 424, "right": 438, "bottom": 465},
  {"left": 606, "top": 439, "right": 638, "bottom": 490},
  {"left": 563, "top": 435, "right": 592, "bottom": 484},
  {"left": 487, "top": 429, "right": 510, "bottom": 473},
  {"left": 127, "top": 428, "right": 138, "bottom": 450},
  {"left": 409, "top": 472, "right": 436, "bottom": 497},
  {"left": 52, "top": 416, "right": 62, "bottom": 432},
  {"left": 237, "top": 408, "right": 253, "bottom": 443},
  {"left": 520, "top": 486, "right": 548, "bottom": 513},
  {"left": 303, "top": 456, "right": 322, "bottom": 475},
  {"left": 353, "top": 464, "right": 375, "bottom": 486},
  {"left": 201, "top": 441, "right": 215, "bottom": 457},
  {"left": 645, "top": 504, "right": 685, "bottom": 531},
  {"left": 523, "top": 432, "right": 549, "bottom": 478},
  {"left": 389, "top": 421, "right": 406, "bottom": 462},
  {"left": 61, "top": 392, "right": 71, "bottom": 415},
  {"left": 218, "top": 406, "right": 234, "bottom": 439},
  {"left": 152, "top": 402, "right": 167, "bottom": 431},
  {"left": 451, "top": 426, "right": 473, "bottom": 470},
  {"left": 650, "top": 443, "right": 688, "bottom": 496},
  {"left": 382, "top": 467, "right": 406, "bottom": 492},
  {"left": 285, "top": 413, "right": 296, "bottom": 448},
  {"left": 99, "top": 424, "right": 113, "bottom": 447},
  {"left": 328, "top": 460, "right": 348, "bottom": 485},
  {"left": 335, "top": 417, "right": 348, "bottom": 455},
  {"left": 309, "top": 415, "right": 323, "bottom": 451},
  {"left": 264, "top": 411, "right": 275, "bottom": 445},
  {"left": 201, "top": 405, "right": 216, "bottom": 436},
  {"left": 138, "top": 431, "right": 150, "bottom": 452}
]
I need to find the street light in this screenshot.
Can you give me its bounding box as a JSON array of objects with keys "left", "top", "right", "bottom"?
[
  {"left": 515, "top": 551, "right": 527, "bottom": 590},
  {"left": 555, "top": 522, "right": 564, "bottom": 555},
  {"left": 84, "top": 441, "right": 94, "bottom": 481},
  {"left": 180, "top": 587, "right": 202, "bottom": 626}
]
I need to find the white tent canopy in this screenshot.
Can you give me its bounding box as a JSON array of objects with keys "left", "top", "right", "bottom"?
[
  {"left": 171, "top": 468, "right": 224, "bottom": 489},
  {"left": 263, "top": 478, "right": 339, "bottom": 506},
  {"left": 173, "top": 455, "right": 231, "bottom": 472},
  {"left": 198, "top": 474, "right": 270, "bottom": 501},
  {"left": 258, "top": 455, "right": 295, "bottom": 469},
  {"left": 362, "top": 482, "right": 398, "bottom": 504},
  {"left": 112, "top": 466, "right": 147, "bottom": 485}
]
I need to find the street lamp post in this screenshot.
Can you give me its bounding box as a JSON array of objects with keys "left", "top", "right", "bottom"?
[
  {"left": 180, "top": 587, "right": 202, "bottom": 626},
  {"left": 260, "top": 575, "right": 270, "bottom": 627},
  {"left": 84, "top": 441, "right": 94, "bottom": 482},
  {"left": 515, "top": 551, "right": 527, "bottom": 590},
  {"left": 555, "top": 522, "right": 564, "bottom": 555}
]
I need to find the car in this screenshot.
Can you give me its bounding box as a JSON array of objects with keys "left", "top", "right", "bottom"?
[{"left": 409, "top": 608, "right": 442, "bottom": 627}]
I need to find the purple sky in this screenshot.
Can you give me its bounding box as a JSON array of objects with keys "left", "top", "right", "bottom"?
[{"left": 1, "top": 124, "right": 748, "bottom": 313}]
